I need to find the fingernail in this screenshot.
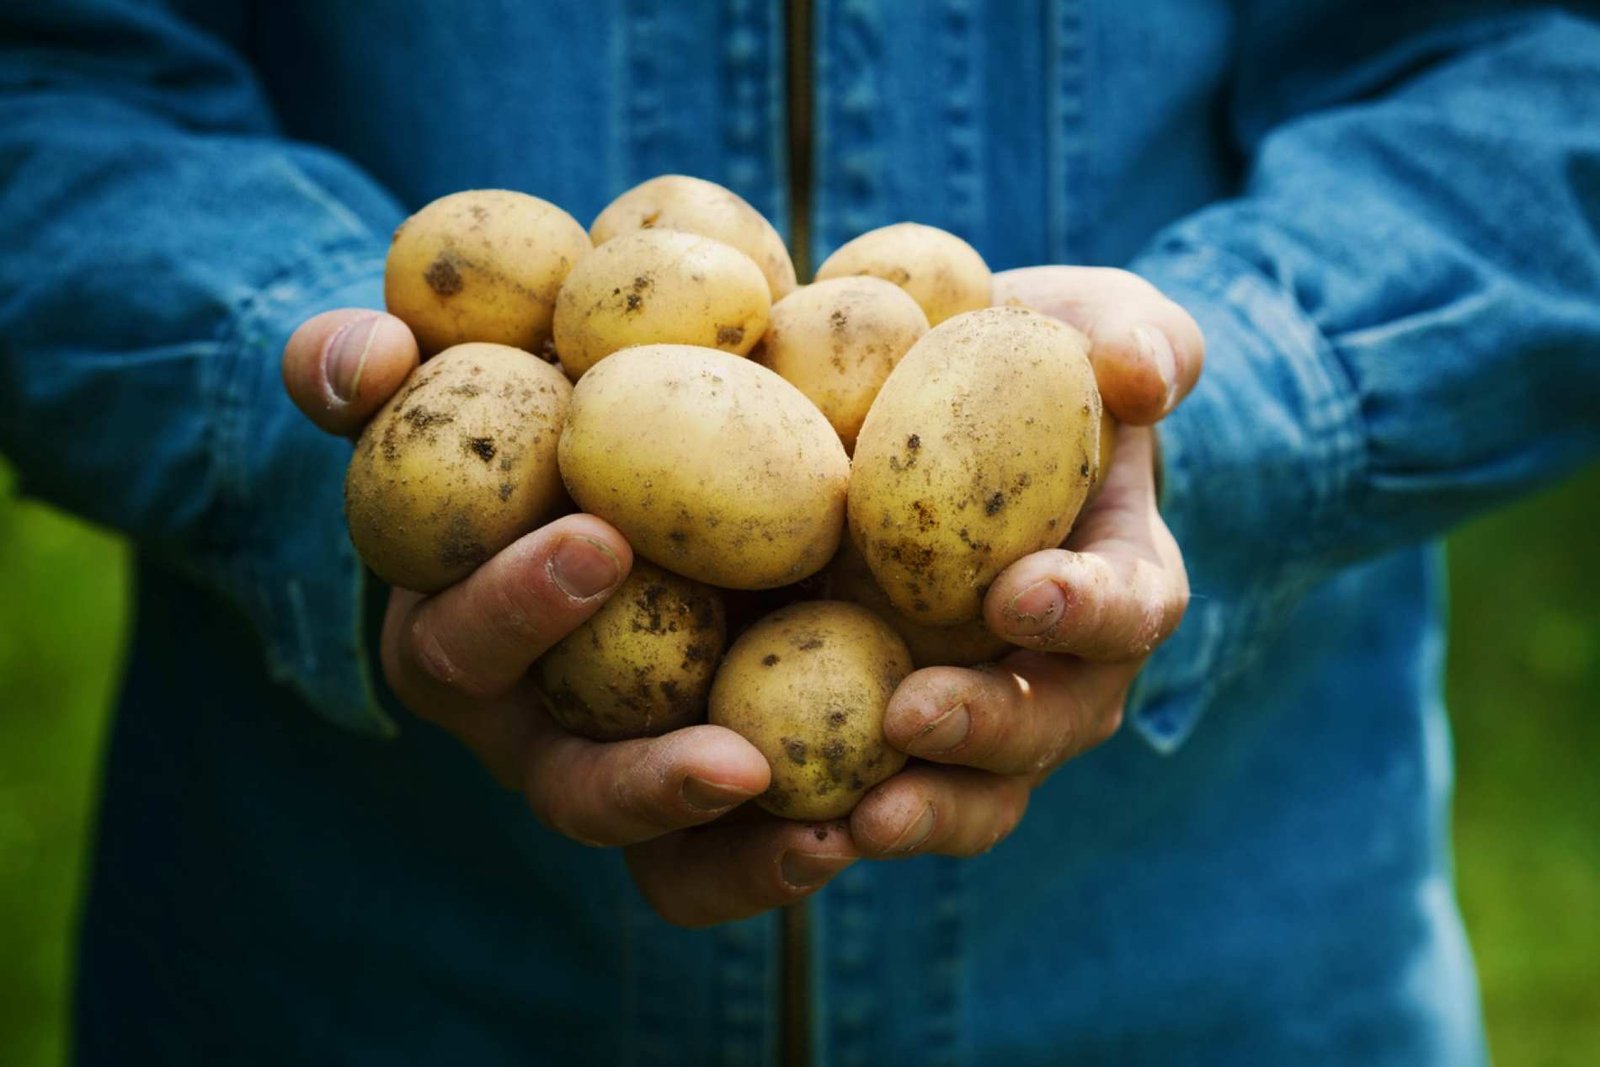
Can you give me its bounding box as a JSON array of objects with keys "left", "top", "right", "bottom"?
[
  {"left": 326, "top": 315, "right": 381, "bottom": 402},
  {"left": 681, "top": 776, "right": 755, "bottom": 812},
  {"left": 911, "top": 703, "right": 970, "bottom": 754},
  {"left": 780, "top": 851, "right": 854, "bottom": 890},
  {"left": 550, "top": 536, "right": 621, "bottom": 599},
  {"left": 887, "top": 804, "right": 936, "bottom": 853},
  {"left": 1133, "top": 323, "right": 1178, "bottom": 410},
  {"left": 1005, "top": 581, "right": 1066, "bottom": 636}
]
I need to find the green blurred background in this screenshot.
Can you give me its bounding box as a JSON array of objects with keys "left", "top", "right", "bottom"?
[{"left": 1, "top": 461, "right": 1596, "bottom": 1066}]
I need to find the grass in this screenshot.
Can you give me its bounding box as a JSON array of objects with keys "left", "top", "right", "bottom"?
[{"left": 0, "top": 459, "right": 1595, "bottom": 1064}]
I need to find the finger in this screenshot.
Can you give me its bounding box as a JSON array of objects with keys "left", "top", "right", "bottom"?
[
  {"left": 985, "top": 429, "right": 1188, "bottom": 660},
  {"left": 882, "top": 652, "right": 1133, "bottom": 774},
  {"left": 994, "top": 266, "right": 1203, "bottom": 424},
  {"left": 282, "top": 308, "right": 419, "bottom": 435},
  {"left": 852, "top": 763, "right": 1033, "bottom": 859},
  {"left": 381, "top": 514, "right": 632, "bottom": 703},
  {"left": 625, "top": 818, "right": 857, "bottom": 928},
  {"left": 520, "top": 720, "right": 772, "bottom": 847}
]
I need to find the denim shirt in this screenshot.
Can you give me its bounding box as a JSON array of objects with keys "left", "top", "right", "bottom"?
[{"left": 3, "top": 2, "right": 1599, "bottom": 1064}]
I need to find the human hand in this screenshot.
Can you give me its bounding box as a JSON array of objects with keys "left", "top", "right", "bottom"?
[
  {"left": 283, "top": 312, "right": 855, "bottom": 918},
  {"left": 848, "top": 267, "right": 1201, "bottom": 859}
]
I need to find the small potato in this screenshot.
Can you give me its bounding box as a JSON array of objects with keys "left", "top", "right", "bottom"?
[
  {"left": 536, "top": 562, "right": 726, "bottom": 741},
  {"left": 709, "top": 601, "right": 912, "bottom": 821},
  {"left": 825, "top": 538, "right": 1010, "bottom": 669},
  {"left": 590, "top": 174, "right": 798, "bottom": 301},
  {"left": 385, "top": 190, "right": 591, "bottom": 357},
  {"left": 559, "top": 345, "right": 849, "bottom": 589},
  {"left": 813, "top": 222, "right": 991, "bottom": 326},
  {"left": 849, "top": 307, "right": 1101, "bottom": 625},
  {"left": 754, "top": 277, "right": 929, "bottom": 453},
  {"left": 552, "top": 230, "right": 771, "bottom": 379},
  {"left": 345, "top": 343, "right": 571, "bottom": 593}
]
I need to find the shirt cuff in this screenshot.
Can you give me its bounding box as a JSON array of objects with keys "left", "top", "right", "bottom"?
[
  {"left": 211, "top": 246, "right": 395, "bottom": 736},
  {"left": 1122, "top": 237, "right": 1367, "bottom": 753}
]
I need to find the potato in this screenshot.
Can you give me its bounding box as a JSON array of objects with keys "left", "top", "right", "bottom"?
[
  {"left": 385, "top": 190, "right": 591, "bottom": 357},
  {"left": 559, "top": 345, "right": 849, "bottom": 589},
  {"left": 1087, "top": 410, "right": 1118, "bottom": 505},
  {"left": 552, "top": 230, "right": 771, "bottom": 379},
  {"left": 825, "top": 538, "right": 1010, "bottom": 669},
  {"left": 754, "top": 277, "right": 929, "bottom": 453},
  {"left": 709, "top": 601, "right": 912, "bottom": 821},
  {"left": 345, "top": 343, "right": 571, "bottom": 593},
  {"left": 535, "top": 561, "right": 725, "bottom": 741},
  {"left": 590, "top": 174, "right": 798, "bottom": 301},
  {"left": 848, "top": 307, "right": 1101, "bottom": 624},
  {"left": 813, "top": 222, "right": 991, "bottom": 325}
]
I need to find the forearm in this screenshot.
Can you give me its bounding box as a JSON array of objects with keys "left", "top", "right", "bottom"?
[
  {"left": 1128, "top": 6, "right": 1600, "bottom": 746},
  {"left": 0, "top": 3, "right": 403, "bottom": 730}
]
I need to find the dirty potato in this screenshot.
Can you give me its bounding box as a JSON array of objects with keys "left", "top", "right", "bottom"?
[
  {"left": 709, "top": 601, "right": 912, "bottom": 821},
  {"left": 825, "top": 538, "right": 1010, "bottom": 668},
  {"left": 754, "top": 277, "right": 929, "bottom": 453},
  {"left": 559, "top": 344, "right": 849, "bottom": 589},
  {"left": 384, "top": 190, "right": 591, "bottom": 357},
  {"left": 551, "top": 230, "right": 771, "bottom": 379},
  {"left": 344, "top": 343, "right": 571, "bottom": 593},
  {"left": 813, "top": 222, "right": 991, "bottom": 325},
  {"left": 848, "top": 307, "right": 1101, "bottom": 625},
  {"left": 590, "top": 174, "right": 798, "bottom": 301},
  {"left": 535, "top": 561, "right": 726, "bottom": 741}
]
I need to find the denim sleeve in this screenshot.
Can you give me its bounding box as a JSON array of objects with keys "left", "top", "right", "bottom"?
[
  {"left": 1126, "top": 6, "right": 1600, "bottom": 750},
  {"left": 0, "top": 3, "right": 404, "bottom": 734}
]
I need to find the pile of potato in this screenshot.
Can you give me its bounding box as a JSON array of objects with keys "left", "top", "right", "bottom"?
[{"left": 347, "top": 176, "right": 1105, "bottom": 820}]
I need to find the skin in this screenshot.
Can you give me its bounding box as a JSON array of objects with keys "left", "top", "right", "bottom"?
[{"left": 280, "top": 262, "right": 1202, "bottom": 928}]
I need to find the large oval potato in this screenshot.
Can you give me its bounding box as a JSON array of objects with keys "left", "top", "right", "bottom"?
[
  {"left": 345, "top": 343, "right": 572, "bottom": 593},
  {"left": 754, "top": 277, "right": 929, "bottom": 453},
  {"left": 813, "top": 222, "right": 991, "bottom": 326},
  {"left": 385, "top": 190, "right": 591, "bottom": 357},
  {"left": 825, "top": 538, "right": 1010, "bottom": 669},
  {"left": 559, "top": 345, "right": 849, "bottom": 589},
  {"left": 848, "top": 307, "right": 1101, "bottom": 625},
  {"left": 552, "top": 230, "right": 771, "bottom": 379},
  {"left": 536, "top": 561, "right": 726, "bottom": 741},
  {"left": 709, "top": 601, "right": 911, "bottom": 821},
  {"left": 590, "top": 175, "right": 798, "bottom": 301}
]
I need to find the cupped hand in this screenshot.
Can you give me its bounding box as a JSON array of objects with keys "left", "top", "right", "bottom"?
[
  {"left": 283, "top": 310, "right": 860, "bottom": 922},
  {"left": 850, "top": 267, "right": 1200, "bottom": 859}
]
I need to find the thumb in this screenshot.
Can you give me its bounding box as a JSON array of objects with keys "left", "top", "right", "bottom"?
[
  {"left": 281, "top": 308, "right": 420, "bottom": 436},
  {"left": 994, "top": 266, "right": 1204, "bottom": 425}
]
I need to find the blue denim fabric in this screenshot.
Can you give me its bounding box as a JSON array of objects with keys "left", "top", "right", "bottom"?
[{"left": 3, "top": 1, "right": 1599, "bottom": 1064}]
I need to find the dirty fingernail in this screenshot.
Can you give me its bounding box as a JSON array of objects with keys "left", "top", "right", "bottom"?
[
  {"left": 888, "top": 804, "right": 936, "bottom": 853},
  {"left": 780, "top": 851, "right": 854, "bottom": 890},
  {"left": 911, "top": 704, "right": 970, "bottom": 755},
  {"left": 326, "top": 315, "right": 381, "bottom": 402},
  {"left": 1134, "top": 323, "right": 1178, "bottom": 410},
  {"left": 1006, "top": 581, "right": 1066, "bottom": 636},
  {"left": 681, "top": 776, "right": 755, "bottom": 813},
  {"left": 550, "top": 536, "right": 621, "bottom": 599}
]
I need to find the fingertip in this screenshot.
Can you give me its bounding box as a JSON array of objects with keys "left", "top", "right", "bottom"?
[
  {"left": 668, "top": 723, "right": 774, "bottom": 798},
  {"left": 851, "top": 781, "right": 935, "bottom": 858},
  {"left": 282, "top": 309, "right": 419, "bottom": 436},
  {"left": 1091, "top": 324, "right": 1172, "bottom": 426},
  {"left": 884, "top": 666, "right": 971, "bottom": 747}
]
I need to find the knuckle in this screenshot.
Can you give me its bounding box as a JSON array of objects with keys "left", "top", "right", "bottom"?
[
  {"left": 487, "top": 565, "right": 554, "bottom": 646},
  {"left": 409, "top": 615, "right": 501, "bottom": 701}
]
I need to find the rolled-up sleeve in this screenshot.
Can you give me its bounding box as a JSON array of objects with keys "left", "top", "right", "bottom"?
[
  {"left": 1126, "top": 6, "right": 1600, "bottom": 750},
  {"left": 0, "top": 2, "right": 403, "bottom": 733}
]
